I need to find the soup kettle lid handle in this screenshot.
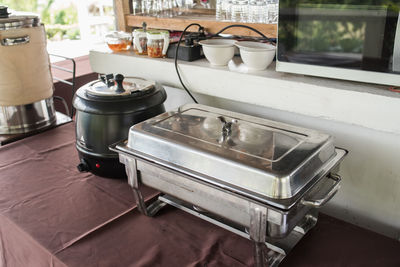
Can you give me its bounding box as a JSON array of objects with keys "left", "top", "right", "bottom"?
[
  {"left": 114, "top": 74, "right": 125, "bottom": 93},
  {"left": 100, "top": 74, "right": 115, "bottom": 88}
]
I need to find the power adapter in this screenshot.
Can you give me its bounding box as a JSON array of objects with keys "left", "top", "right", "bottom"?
[{"left": 167, "top": 30, "right": 206, "bottom": 62}]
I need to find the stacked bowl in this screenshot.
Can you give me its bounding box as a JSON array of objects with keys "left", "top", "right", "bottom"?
[{"left": 199, "top": 39, "right": 276, "bottom": 71}]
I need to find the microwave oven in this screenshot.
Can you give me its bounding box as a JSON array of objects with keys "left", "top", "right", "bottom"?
[{"left": 276, "top": 1, "right": 400, "bottom": 86}]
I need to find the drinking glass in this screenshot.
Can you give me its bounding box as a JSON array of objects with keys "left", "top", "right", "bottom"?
[
  {"left": 266, "top": 0, "right": 278, "bottom": 24},
  {"left": 248, "top": 0, "right": 266, "bottom": 23},
  {"left": 222, "top": 0, "right": 232, "bottom": 21},
  {"left": 143, "top": 0, "right": 153, "bottom": 14},
  {"left": 132, "top": 0, "right": 142, "bottom": 15},
  {"left": 231, "top": 0, "right": 248, "bottom": 22}
]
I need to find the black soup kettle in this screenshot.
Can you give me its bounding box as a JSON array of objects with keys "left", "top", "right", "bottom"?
[{"left": 73, "top": 74, "right": 167, "bottom": 178}]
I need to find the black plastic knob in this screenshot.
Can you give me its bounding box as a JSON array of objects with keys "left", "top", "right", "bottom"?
[
  {"left": 114, "top": 74, "right": 125, "bottom": 94},
  {"left": 77, "top": 160, "right": 90, "bottom": 172}
]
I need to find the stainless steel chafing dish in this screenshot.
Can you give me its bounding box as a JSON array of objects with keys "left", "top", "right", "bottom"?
[{"left": 111, "top": 104, "right": 347, "bottom": 266}]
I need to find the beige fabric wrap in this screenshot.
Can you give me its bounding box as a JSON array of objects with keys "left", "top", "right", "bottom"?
[{"left": 0, "top": 25, "right": 53, "bottom": 106}]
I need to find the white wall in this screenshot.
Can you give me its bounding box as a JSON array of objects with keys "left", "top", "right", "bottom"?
[{"left": 163, "top": 86, "right": 400, "bottom": 240}]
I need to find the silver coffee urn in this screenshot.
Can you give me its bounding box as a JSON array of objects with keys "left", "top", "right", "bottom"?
[{"left": 0, "top": 6, "right": 56, "bottom": 134}]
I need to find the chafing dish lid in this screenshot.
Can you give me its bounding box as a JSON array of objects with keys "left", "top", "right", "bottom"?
[{"left": 127, "top": 104, "right": 336, "bottom": 200}]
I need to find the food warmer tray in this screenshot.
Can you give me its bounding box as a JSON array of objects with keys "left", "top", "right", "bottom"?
[{"left": 111, "top": 104, "right": 347, "bottom": 267}]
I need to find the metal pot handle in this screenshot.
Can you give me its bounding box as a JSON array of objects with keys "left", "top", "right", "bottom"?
[
  {"left": 300, "top": 173, "right": 341, "bottom": 208},
  {"left": 134, "top": 33, "right": 143, "bottom": 53},
  {"left": 1, "top": 35, "right": 30, "bottom": 46},
  {"left": 162, "top": 32, "right": 169, "bottom": 56}
]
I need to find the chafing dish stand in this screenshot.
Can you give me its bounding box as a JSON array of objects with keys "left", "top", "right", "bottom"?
[{"left": 111, "top": 104, "right": 347, "bottom": 267}]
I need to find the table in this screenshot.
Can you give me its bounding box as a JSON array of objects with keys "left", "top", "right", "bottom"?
[
  {"left": 0, "top": 122, "right": 399, "bottom": 267},
  {"left": 0, "top": 111, "right": 71, "bottom": 146}
]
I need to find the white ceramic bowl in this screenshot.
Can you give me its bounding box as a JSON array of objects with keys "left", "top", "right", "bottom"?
[
  {"left": 235, "top": 41, "right": 276, "bottom": 71},
  {"left": 199, "top": 39, "right": 236, "bottom": 66}
]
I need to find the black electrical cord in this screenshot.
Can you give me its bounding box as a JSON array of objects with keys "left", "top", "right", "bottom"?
[
  {"left": 212, "top": 24, "right": 273, "bottom": 42},
  {"left": 174, "top": 23, "right": 203, "bottom": 104},
  {"left": 174, "top": 24, "right": 274, "bottom": 104}
]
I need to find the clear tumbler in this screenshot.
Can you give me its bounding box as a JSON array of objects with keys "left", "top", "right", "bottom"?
[
  {"left": 248, "top": 0, "right": 266, "bottom": 23},
  {"left": 266, "top": 0, "right": 278, "bottom": 24},
  {"left": 231, "top": 0, "right": 248, "bottom": 22}
]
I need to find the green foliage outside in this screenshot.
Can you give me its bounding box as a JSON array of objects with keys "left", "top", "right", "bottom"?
[
  {"left": 279, "top": 0, "right": 399, "bottom": 12},
  {"left": 1, "top": 0, "right": 80, "bottom": 41},
  {"left": 279, "top": 0, "right": 400, "bottom": 52}
]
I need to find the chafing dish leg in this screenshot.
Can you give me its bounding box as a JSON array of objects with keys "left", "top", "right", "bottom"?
[
  {"left": 121, "top": 155, "right": 166, "bottom": 217},
  {"left": 132, "top": 187, "right": 166, "bottom": 216},
  {"left": 254, "top": 242, "right": 269, "bottom": 267},
  {"left": 249, "top": 204, "right": 269, "bottom": 267},
  {"left": 132, "top": 188, "right": 149, "bottom": 215},
  {"left": 144, "top": 198, "right": 167, "bottom": 217}
]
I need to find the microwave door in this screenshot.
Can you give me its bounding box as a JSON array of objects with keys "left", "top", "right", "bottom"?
[{"left": 393, "top": 13, "right": 400, "bottom": 72}]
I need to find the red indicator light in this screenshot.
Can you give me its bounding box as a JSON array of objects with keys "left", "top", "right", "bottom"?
[{"left": 95, "top": 163, "right": 100, "bottom": 168}]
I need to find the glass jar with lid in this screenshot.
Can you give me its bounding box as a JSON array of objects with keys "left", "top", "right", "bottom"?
[{"left": 146, "top": 30, "right": 169, "bottom": 58}]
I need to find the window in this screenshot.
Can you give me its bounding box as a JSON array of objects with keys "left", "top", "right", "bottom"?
[{"left": 3, "top": 0, "right": 115, "bottom": 60}]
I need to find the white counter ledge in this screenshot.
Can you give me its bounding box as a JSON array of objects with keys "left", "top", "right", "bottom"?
[{"left": 89, "top": 48, "right": 400, "bottom": 134}]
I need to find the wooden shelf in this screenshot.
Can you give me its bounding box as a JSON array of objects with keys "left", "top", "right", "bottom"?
[
  {"left": 114, "top": 0, "right": 276, "bottom": 38},
  {"left": 125, "top": 11, "right": 277, "bottom": 38}
]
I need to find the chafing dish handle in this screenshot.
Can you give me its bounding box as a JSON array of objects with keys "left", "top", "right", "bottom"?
[{"left": 300, "top": 173, "right": 341, "bottom": 208}]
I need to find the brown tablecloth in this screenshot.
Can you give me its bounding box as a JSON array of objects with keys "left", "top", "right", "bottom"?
[{"left": 0, "top": 123, "right": 399, "bottom": 267}]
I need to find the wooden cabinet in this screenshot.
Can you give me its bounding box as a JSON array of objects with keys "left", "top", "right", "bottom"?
[{"left": 114, "top": 0, "right": 277, "bottom": 38}]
